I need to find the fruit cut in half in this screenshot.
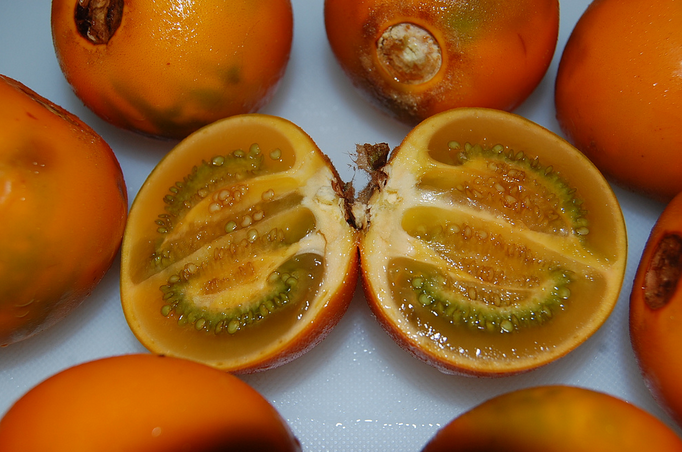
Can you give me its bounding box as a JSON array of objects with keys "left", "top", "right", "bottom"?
[
  {"left": 358, "top": 108, "right": 627, "bottom": 376},
  {"left": 120, "top": 114, "right": 358, "bottom": 373},
  {"left": 421, "top": 385, "right": 682, "bottom": 452}
]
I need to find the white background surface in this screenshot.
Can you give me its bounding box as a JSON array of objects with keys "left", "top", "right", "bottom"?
[{"left": 0, "top": 1, "right": 678, "bottom": 451}]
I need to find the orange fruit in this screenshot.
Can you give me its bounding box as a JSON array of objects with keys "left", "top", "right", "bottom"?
[
  {"left": 421, "top": 385, "right": 682, "bottom": 452},
  {"left": 0, "top": 354, "right": 301, "bottom": 451},
  {"left": 120, "top": 114, "right": 358, "bottom": 373},
  {"left": 630, "top": 191, "right": 682, "bottom": 428},
  {"left": 324, "top": 0, "right": 559, "bottom": 125},
  {"left": 51, "top": 0, "right": 293, "bottom": 140},
  {"left": 555, "top": 0, "right": 682, "bottom": 201},
  {"left": 358, "top": 108, "right": 627, "bottom": 376},
  {"left": 0, "top": 74, "right": 127, "bottom": 346}
]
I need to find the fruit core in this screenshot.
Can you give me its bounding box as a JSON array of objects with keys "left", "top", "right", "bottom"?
[
  {"left": 376, "top": 22, "right": 442, "bottom": 85},
  {"left": 644, "top": 234, "right": 682, "bottom": 310},
  {"left": 76, "top": 0, "right": 123, "bottom": 44}
]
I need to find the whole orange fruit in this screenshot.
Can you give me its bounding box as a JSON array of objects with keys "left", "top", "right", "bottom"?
[
  {"left": 51, "top": 0, "right": 293, "bottom": 140},
  {"left": 0, "top": 74, "right": 127, "bottom": 346},
  {"left": 630, "top": 191, "right": 682, "bottom": 428},
  {"left": 120, "top": 114, "right": 358, "bottom": 373},
  {"left": 325, "top": 0, "right": 559, "bottom": 125},
  {"left": 555, "top": 0, "right": 682, "bottom": 201},
  {"left": 422, "top": 385, "right": 682, "bottom": 451},
  {"left": 0, "top": 354, "right": 301, "bottom": 451}
]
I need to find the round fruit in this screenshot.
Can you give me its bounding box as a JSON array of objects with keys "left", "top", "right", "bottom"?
[
  {"left": 0, "top": 74, "right": 127, "bottom": 346},
  {"left": 421, "top": 385, "right": 682, "bottom": 452},
  {"left": 555, "top": 0, "right": 682, "bottom": 201},
  {"left": 0, "top": 354, "right": 301, "bottom": 451},
  {"left": 358, "top": 107, "right": 627, "bottom": 376},
  {"left": 630, "top": 191, "right": 682, "bottom": 428},
  {"left": 324, "top": 0, "right": 559, "bottom": 125},
  {"left": 120, "top": 114, "right": 358, "bottom": 373},
  {"left": 51, "top": 0, "right": 293, "bottom": 140}
]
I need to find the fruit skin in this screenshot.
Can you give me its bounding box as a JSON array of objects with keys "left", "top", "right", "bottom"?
[
  {"left": 325, "top": 0, "right": 559, "bottom": 125},
  {"left": 359, "top": 108, "right": 627, "bottom": 377},
  {"left": 555, "top": 0, "right": 682, "bottom": 201},
  {"left": 0, "top": 353, "right": 301, "bottom": 451},
  {"left": 51, "top": 0, "right": 293, "bottom": 140},
  {"left": 0, "top": 74, "right": 127, "bottom": 346},
  {"left": 120, "top": 114, "right": 359, "bottom": 373},
  {"left": 421, "top": 385, "right": 682, "bottom": 452},
  {"left": 630, "top": 191, "right": 682, "bottom": 428}
]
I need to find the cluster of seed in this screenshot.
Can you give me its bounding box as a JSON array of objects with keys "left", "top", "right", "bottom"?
[
  {"left": 422, "top": 220, "right": 552, "bottom": 288},
  {"left": 158, "top": 264, "right": 300, "bottom": 335},
  {"left": 408, "top": 270, "right": 572, "bottom": 334},
  {"left": 446, "top": 141, "right": 590, "bottom": 238}
]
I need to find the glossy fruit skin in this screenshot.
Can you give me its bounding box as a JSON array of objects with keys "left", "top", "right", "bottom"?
[
  {"left": 120, "top": 114, "right": 358, "bottom": 373},
  {"left": 630, "top": 192, "right": 682, "bottom": 428},
  {"left": 0, "top": 74, "right": 127, "bottom": 346},
  {"left": 0, "top": 354, "right": 301, "bottom": 451},
  {"left": 422, "top": 385, "right": 682, "bottom": 452},
  {"left": 51, "top": 0, "right": 293, "bottom": 140},
  {"left": 555, "top": 0, "right": 682, "bottom": 201},
  {"left": 359, "top": 108, "right": 627, "bottom": 376},
  {"left": 325, "top": 0, "right": 559, "bottom": 125}
]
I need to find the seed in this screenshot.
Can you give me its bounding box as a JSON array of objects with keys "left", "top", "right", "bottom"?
[
  {"left": 195, "top": 318, "right": 206, "bottom": 330},
  {"left": 247, "top": 229, "right": 258, "bottom": 242},
  {"left": 218, "top": 189, "right": 230, "bottom": 201},
  {"left": 270, "top": 148, "right": 282, "bottom": 160},
  {"left": 209, "top": 202, "right": 221, "bottom": 213},
  {"left": 448, "top": 141, "right": 460, "bottom": 149},
  {"left": 500, "top": 319, "right": 514, "bottom": 333},
  {"left": 262, "top": 189, "right": 275, "bottom": 201},
  {"left": 268, "top": 272, "right": 280, "bottom": 284},
  {"left": 418, "top": 293, "right": 432, "bottom": 306},
  {"left": 241, "top": 215, "right": 253, "bottom": 227},
  {"left": 575, "top": 227, "right": 590, "bottom": 236},
  {"left": 411, "top": 277, "right": 424, "bottom": 289},
  {"left": 253, "top": 211, "right": 264, "bottom": 221},
  {"left": 249, "top": 143, "right": 261, "bottom": 155},
  {"left": 233, "top": 149, "right": 245, "bottom": 158},
  {"left": 211, "top": 156, "right": 225, "bottom": 166},
  {"left": 225, "top": 221, "right": 237, "bottom": 233},
  {"left": 227, "top": 319, "right": 240, "bottom": 334},
  {"left": 161, "top": 305, "right": 172, "bottom": 316}
]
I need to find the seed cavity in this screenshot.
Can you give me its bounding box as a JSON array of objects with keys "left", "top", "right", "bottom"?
[
  {"left": 644, "top": 233, "right": 682, "bottom": 310},
  {"left": 75, "top": 0, "right": 124, "bottom": 45},
  {"left": 405, "top": 269, "right": 572, "bottom": 334}
]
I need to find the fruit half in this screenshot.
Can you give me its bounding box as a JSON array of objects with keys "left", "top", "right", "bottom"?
[
  {"left": 120, "top": 114, "right": 358, "bottom": 373},
  {"left": 358, "top": 108, "right": 627, "bottom": 376}
]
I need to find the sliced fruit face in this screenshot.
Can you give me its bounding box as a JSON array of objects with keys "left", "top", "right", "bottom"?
[
  {"left": 421, "top": 385, "right": 682, "bottom": 452},
  {"left": 359, "top": 108, "right": 627, "bottom": 376},
  {"left": 120, "top": 114, "right": 358, "bottom": 373}
]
